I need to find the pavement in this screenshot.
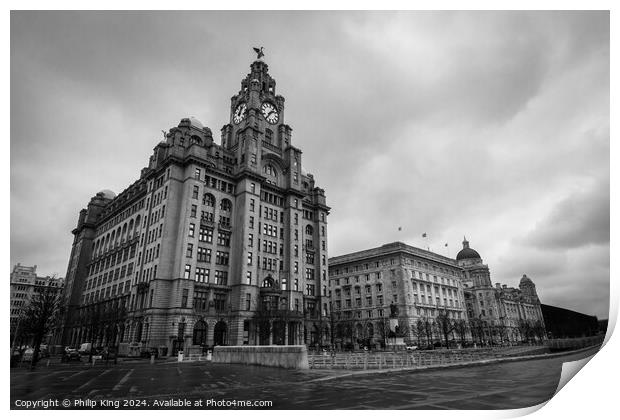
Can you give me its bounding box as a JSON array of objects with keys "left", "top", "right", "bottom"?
[{"left": 10, "top": 346, "right": 600, "bottom": 410}]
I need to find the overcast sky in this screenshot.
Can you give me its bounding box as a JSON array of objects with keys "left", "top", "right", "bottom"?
[{"left": 10, "top": 11, "right": 609, "bottom": 318}]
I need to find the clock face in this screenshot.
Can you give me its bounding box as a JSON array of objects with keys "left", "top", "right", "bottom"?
[
  {"left": 233, "top": 103, "right": 247, "bottom": 124},
  {"left": 261, "top": 102, "right": 279, "bottom": 124}
]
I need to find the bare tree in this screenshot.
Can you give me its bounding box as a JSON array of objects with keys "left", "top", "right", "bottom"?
[
  {"left": 20, "top": 284, "right": 63, "bottom": 368},
  {"left": 453, "top": 319, "right": 469, "bottom": 346},
  {"left": 435, "top": 309, "right": 455, "bottom": 348}
]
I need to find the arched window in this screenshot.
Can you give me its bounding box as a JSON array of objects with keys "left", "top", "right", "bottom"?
[
  {"left": 193, "top": 320, "right": 207, "bottom": 346},
  {"left": 262, "top": 277, "right": 275, "bottom": 288},
  {"left": 305, "top": 225, "right": 314, "bottom": 236},
  {"left": 263, "top": 164, "right": 277, "bottom": 177},
  {"left": 220, "top": 198, "right": 232, "bottom": 212},
  {"left": 190, "top": 135, "right": 202, "bottom": 145},
  {"left": 203, "top": 193, "right": 215, "bottom": 207},
  {"left": 128, "top": 219, "right": 135, "bottom": 239},
  {"left": 121, "top": 223, "right": 127, "bottom": 243}
]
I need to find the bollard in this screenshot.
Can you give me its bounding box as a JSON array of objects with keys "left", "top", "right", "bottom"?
[
  {"left": 207, "top": 350, "right": 212, "bottom": 361},
  {"left": 150, "top": 354, "right": 155, "bottom": 364}
]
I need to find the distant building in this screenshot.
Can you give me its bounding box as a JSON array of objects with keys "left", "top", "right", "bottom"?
[
  {"left": 541, "top": 304, "right": 599, "bottom": 338},
  {"left": 328, "top": 242, "right": 468, "bottom": 349},
  {"left": 458, "top": 238, "right": 545, "bottom": 344},
  {"left": 328, "top": 239, "right": 547, "bottom": 349},
  {"left": 10, "top": 263, "right": 64, "bottom": 345}
]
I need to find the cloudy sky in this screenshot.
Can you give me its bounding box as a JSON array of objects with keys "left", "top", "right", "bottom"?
[{"left": 11, "top": 11, "right": 609, "bottom": 318}]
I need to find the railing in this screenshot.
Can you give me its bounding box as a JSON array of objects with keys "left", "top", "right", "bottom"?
[{"left": 307, "top": 346, "right": 547, "bottom": 370}]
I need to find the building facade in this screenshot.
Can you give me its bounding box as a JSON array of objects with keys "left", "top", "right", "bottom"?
[
  {"left": 328, "top": 242, "right": 468, "bottom": 349},
  {"left": 458, "top": 238, "right": 545, "bottom": 344},
  {"left": 10, "top": 263, "right": 64, "bottom": 346},
  {"left": 329, "top": 239, "right": 546, "bottom": 349},
  {"left": 61, "top": 58, "right": 330, "bottom": 355}
]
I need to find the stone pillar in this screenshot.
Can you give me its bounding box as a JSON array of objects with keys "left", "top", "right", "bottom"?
[
  {"left": 284, "top": 322, "right": 289, "bottom": 345},
  {"left": 269, "top": 320, "right": 273, "bottom": 345}
]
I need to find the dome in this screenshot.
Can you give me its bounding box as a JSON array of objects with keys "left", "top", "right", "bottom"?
[
  {"left": 189, "top": 116, "right": 204, "bottom": 129},
  {"left": 456, "top": 237, "right": 481, "bottom": 261},
  {"left": 98, "top": 189, "right": 116, "bottom": 200},
  {"left": 456, "top": 247, "right": 481, "bottom": 261},
  {"left": 519, "top": 274, "right": 534, "bottom": 285}
]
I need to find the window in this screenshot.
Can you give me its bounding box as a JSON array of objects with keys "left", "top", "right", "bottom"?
[
  {"left": 246, "top": 293, "right": 252, "bottom": 310},
  {"left": 215, "top": 270, "right": 228, "bottom": 285},
  {"left": 199, "top": 226, "right": 213, "bottom": 243},
  {"left": 184, "top": 264, "right": 191, "bottom": 279},
  {"left": 246, "top": 271, "right": 252, "bottom": 285},
  {"left": 194, "top": 168, "right": 201, "bottom": 179},
  {"left": 196, "top": 267, "right": 209, "bottom": 283},
  {"left": 247, "top": 252, "right": 253, "bottom": 265},
  {"left": 188, "top": 223, "right": 195, "bottom": 237},
  {"left": 186, "top": 243, "right": 193, "bottom": 258},
  {"left": 197, "top": 247, "right": 210, "bottom": 262},
  {"left": 214, "top": 293, "right": 226, "bottom": 311},
  {"left": 250, "top": 199, "right": 255, "bottom": 212},
  {"left": 181, "top": 289, "right": 189, "bottom": 308},
  {"left": 216, "top": 251, "right": 230, "bottom": 265},
  {"left": 203, "top": 193, "right": 215, "bottom": 207},
  {"left": 190, "top": 205, "right": 197, "bottom": 218},
  {"left": 306, "top": 284, "right": 315, "bottom": 296},
  {"left": 249, "top": 216, "right": 254, "bottom": 228},
  {"left": 220, "top": 199, "right": 232, "bottom": 212},
  {"left": 192, "top": 185, "right": 199, "bottom": 199},
  {"left": 217, "top": 231, "right": 231, "bottom": 247}
]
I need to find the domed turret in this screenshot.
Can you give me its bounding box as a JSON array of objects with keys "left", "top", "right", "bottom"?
[
  {"left": 456, "top": 237, "right": 481, "bottom": 261},
  {"left": 97, "top": 189, "right": 116, "bottom": 200}
]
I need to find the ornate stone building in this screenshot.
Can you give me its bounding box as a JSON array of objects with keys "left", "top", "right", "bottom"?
[
  {"left": 61, "top": 57, "right": 330, "bottom": 355},
  {"left": 458, "top": 238, "right": 545, "bottom": 344},
  {"left": 10, "top": 263, "right": 64, "bottom": 346},
  {"left": 328, "top": 242, "right": 468, "bottom": 349},
  {"left": 329, "top": 239, "right": 546, "bottom": 349}
]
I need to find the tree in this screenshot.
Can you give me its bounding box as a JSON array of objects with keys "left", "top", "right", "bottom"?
[
  {"left": 435, "top": 309, "right": 455, "bottom": 347},
  {"left": 453, "top": 319, "right": 469, "bottom": 346},
  {"left": 20, "top": 284, "right": 63, "bottom": 368}
]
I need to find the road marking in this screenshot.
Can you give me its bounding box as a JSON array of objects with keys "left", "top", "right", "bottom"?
[
  {"left": 74, "top": 369, "right": 112, "bottom": 392},
  {"left": 62, "top": 370, "right": 89, "bottom": 382},
  {"left": 112, "top": 369, "right": 134, "bottom": 391}
]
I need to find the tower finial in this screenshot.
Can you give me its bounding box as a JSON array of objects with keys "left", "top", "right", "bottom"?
[
  {"left": 462, "top": 236, "right": 469, "bottom": 248},
  {"left": 253, "top": 46, "right": 265, "bottom": 60}
]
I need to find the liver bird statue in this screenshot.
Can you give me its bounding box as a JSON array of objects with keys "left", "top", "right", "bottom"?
[{"left": 253, "top": 46, "right": 265, "bottom": 60}]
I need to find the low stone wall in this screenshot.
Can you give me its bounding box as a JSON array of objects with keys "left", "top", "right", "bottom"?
[{"left": 212, "top": 345, "right": 309, "bottom": 369}]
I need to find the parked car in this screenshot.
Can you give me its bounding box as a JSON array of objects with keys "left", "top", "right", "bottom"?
[
  {"left": 38, "top": 345, "right": 50, "bottom": 358},
  {"left": 406, "top": 345, "right": 419, "bottom": 351},
  {"left": 78, "top": 342, "right": 92, "bottom": 355},
  {"left": 61, "top": 348, "right": 81, "bottom": 362},
  {"left": 22, "top": 348, "right": 34, "bottom": 361}
]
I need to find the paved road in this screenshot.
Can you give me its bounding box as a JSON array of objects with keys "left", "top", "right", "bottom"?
[{"left": 11, "top": 347, "right": 598, "bottom": 410}]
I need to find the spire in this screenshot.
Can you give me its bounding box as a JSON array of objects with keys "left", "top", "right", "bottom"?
[{"left": 462, "top": 236, "right": 470, "bottom": 249}]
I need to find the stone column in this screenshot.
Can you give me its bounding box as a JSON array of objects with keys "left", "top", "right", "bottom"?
[
  {"left": 284, "top": 322, "right": 289, "bottom": 345},
  {"left": 269, "top": 320, "right": 273, "bottom": 345}
]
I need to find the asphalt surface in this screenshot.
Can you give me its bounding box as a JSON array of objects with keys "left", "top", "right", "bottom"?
[{"left": 10, "top": 346, "right": 599, "bottom": 410}]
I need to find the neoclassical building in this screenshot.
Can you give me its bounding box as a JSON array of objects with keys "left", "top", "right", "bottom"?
[
  {"left": 328, "top": 242, "right": 468, "bottom": 349},
  {"left": 10, "top": 263, "right": 64, "bottom": 346},
  {"left": 328, "top": 239, "right": 546, "bottom": 349},
  {"left": 458, "top": 238, "right": 546, "bottom": 344},
  {"left": 61, "top": 56, "right": 330, "bottom": 355}
]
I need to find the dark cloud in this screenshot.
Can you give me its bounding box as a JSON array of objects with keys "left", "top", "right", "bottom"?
[
  {"left": 523, "top": 182, "right": 610, "bottom": 250},
  {"left": 10, "top": 11, "right": 609, "bottom": 318}
]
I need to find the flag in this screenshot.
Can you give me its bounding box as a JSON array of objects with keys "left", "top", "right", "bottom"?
[{"left": 422, "top": 233, "right": 427, "bottom": 238}]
